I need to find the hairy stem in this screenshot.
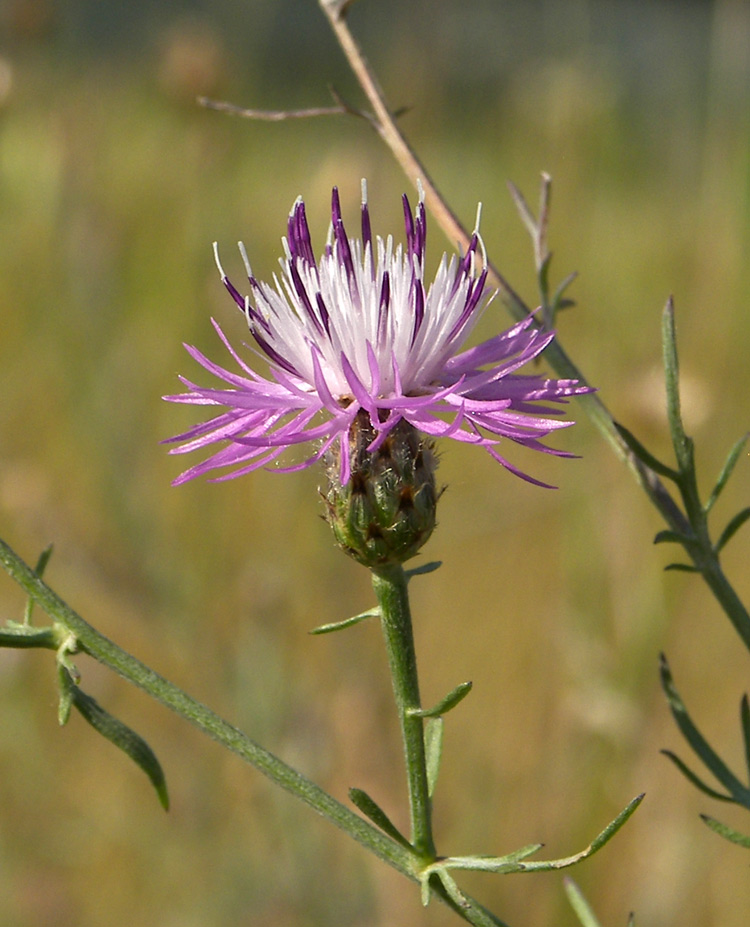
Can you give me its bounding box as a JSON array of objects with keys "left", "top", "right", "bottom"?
[{"left": 372, "top": 563, "right": 436, "bottom": 860}]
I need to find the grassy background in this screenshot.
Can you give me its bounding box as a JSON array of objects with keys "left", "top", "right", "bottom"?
[{"left": 1, "top": 0, "right": 749, "bottom": 925}]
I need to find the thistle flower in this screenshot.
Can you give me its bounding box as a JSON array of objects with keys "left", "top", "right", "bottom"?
[{"left": 164, "top": 183, "right": 589, "bottom": 490}]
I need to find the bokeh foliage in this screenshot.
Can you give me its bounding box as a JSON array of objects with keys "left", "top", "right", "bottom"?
[{"left": 0, "top": 1, "right": 749, "bottom": 925}]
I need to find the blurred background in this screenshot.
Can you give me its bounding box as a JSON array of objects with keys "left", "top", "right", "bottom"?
[{"left": 0, "top": 0, "right": 749, "bottom": 924}]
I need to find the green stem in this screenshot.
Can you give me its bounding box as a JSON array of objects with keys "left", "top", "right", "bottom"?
[
  {"left": 0, "top": 538, "right": 409, "bottom": 866},
  {"left": 371, "top": 563, "right": 436, "bottom": 860},
  {"left": 0, "top": 536, "right": 506, "bottom": 927}
]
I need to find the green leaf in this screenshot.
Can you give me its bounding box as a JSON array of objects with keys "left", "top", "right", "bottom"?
[
  {"left": 700, "top": 814, "right": 750, "bottom": 848},
  {"left": 309, "top": 608, "right": 378, "bottom": 635},
  {"left": 0, "top": 625, "right": 59, "bottom": 649},
  {"left": 424, "top": 717, "right": 443, "bottom": 799},
  {"left": 564, "top": 878, "right": 601, "bottom": 927},
  {"left": 60, "top": 667, "right": 169, "bottom": 810},
  {"left": 507, "top": 181, "right": 538, "bottom": 239},
  {"left": 512, "top": 794, "right": 644, "bottom": 872},
  {"left": 408, "top": 681, "right": 473, "bottom": 718},
  {"left": 661, "top": 298, "right": 693, "bottom": 472},
  {"left": 715, "top": 507, "right": 750, "bottom": 555},
  {"left": 742, "top": 695, "right": 750, "bottom": 783},
  {"left": 24, "top": 545, "right": 54, "bottom": 625},
  {"left": 663, "top": 562, "right": 699, "bottom": 573},
  {"left": 551, "top": 270, "right": 578, "bottom": 312},
  {"left": 653, "top": 529, "right": 693, "bottom": 546},
  {"left": 613, "top": 422, "right": 679, "bottom": 481},
  {"left": 705, "top": 433, "right": 749, "bottom": 514},
  {"left": 660, "top": 750, "right": 733, "bottom": 802},
  {"left": 57, "top": 662, "right": 75, "bottom": 726},
  {"left": 660, "top": 654, "right": 750, "bottom": 806},
  {"left": 348, "top": 787, "right": 411, "bottom": 849},
  {"left": 405, "top": 561, "right": 442, "bottom": 580}
]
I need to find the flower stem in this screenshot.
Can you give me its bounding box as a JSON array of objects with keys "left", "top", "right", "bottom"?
[{"left": 371, "top": 563, "right": 436, "bottom": 860}]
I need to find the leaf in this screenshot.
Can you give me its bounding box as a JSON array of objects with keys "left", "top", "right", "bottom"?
[
  {"left": 705, "top": 433, "right": 748, "bottom": 514},
  {"left": 551, "top": 270, "right": 578, "bottom": 312},
  {"left": 613, "top": 422, "right": 679, "bottom": 481},
  {"left": 348, "top": 787, "right": 411, "bottom": 849},
  {"left": 24, "top": 545, "right": 54, "bottom": 625},
  {"left": 309, "top": 608, "right": 378, "bottom": 635},
  {"left": 663, "top": 563, "right": 699, "bottom": 573},
  {"left": 0, "top": 626, "right": 59, "bottom": 650},
  {"left": 405, "top": 561, "right": 442, "bottom": 580},
  {"left": 660, "top": 654, "right": 750, "bottom": 806},
  {"left": 653, "top": 529, "right": 693, "bottom": 546},
  {"left": 661, "top": 298, "right": 693, "bottom": 472},
  {"left": 507, "top": 181, "right": 538, "bottom": 239},
  {"left": 408, "top": 681, "right": 473, "bottom": 719},
  {"left": 564, "top": 878, "right": 602, "bottom": 927},
  {"left": 660, "top": 750, "right": 732, "bottom": 802},
  {"left": 700, "top": 814, "right": 750, "bottom": 848},
  {"left": 424, "top": 717, "right": 443, "bottom": 799},
  {"left": 60, "top": 667, "right": 169, "bottom": 810},
  {"left": 512, "top": 794, "right": 645, "bottom": 872},
  {"left": 715, "top": 507, "right": 750, "bottom": 555},
  {"left": 742, "top": 694, "right": 750, "bottom": 783}
]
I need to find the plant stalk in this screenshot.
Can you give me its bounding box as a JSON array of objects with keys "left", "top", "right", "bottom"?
[{"left": 371, "top": 563, "right": 436, "bottom": 860}]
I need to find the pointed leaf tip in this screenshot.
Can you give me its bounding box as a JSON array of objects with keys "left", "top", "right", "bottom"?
[
  {"left": 348, "top": 787, "right": 411, "bottom": 849},
  {"left": 67, "top": 678, "right": 169, "bottom": 810},
  {"left": 700, "top": 814, "right": 750, "bottom": 848},
  {"left": 408, "top": 681, "right": 473, "bottom": 718}
]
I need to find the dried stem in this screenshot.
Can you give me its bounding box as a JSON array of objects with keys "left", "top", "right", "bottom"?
[{"left": 315, "top": 0, "right": 689, "bottom": 539}]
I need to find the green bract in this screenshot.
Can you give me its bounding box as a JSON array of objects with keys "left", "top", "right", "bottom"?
[{"left": 324, "top": 412, "right": 438, "bottom": 566}]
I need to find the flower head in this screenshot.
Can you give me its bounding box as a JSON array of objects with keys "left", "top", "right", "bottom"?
[{"left": 165, "top": 183, "right": 589, "bottom": 488}]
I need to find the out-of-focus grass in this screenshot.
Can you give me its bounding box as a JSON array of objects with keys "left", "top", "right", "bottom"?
[{"left": 0, "top": 2, "right": 749, "bottom": 926}]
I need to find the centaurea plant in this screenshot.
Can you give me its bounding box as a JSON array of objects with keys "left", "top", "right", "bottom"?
[
  {"left": 2, "top": 2, "right": 749, "bottom": 924},
  {"left": 0, "top": 185, "right": 642, "bottom": 927}
]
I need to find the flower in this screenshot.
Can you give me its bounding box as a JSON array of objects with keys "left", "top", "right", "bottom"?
[{"left": 164, "top": 183, "right": 589, "bottom": 488}]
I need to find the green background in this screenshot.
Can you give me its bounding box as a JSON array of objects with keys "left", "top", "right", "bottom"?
[{"left": 1, "top": 0, "right": 749, "bottom": 924}]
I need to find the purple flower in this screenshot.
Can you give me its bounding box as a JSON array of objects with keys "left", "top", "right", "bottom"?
[{"left": 165, "top": 183, "right": 590, "bottom": 487}]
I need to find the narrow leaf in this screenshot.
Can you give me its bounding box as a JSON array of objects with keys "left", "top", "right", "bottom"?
[
  {"left": 348, "top": 787, "right": 411, "bottom": 849},
  {"left": 424, "top": 717, "right": 444, "bottom": 799},
  {"left": 662, "top": 298, "right": 692, "bottom": 471},
  {"left": 551, "top": 270, "right": 578, "bottom": 311},
  {"left": 507, "top": 181, "right": 537, "bottom": 238},
  {"left": 660, "top": 750, "right": 733, "bottom": 802},
  {"left": 653, "top": 529, "right": 693, "bottom": 546},
  {"left": 715, "top": 507, "right": 750, "bottom": 554},
  {"left": 613, "top": 422, "right": 679, "bottom": 481},
  {"left": 429, "top": 843, "right": 544, "bottom": 875},
  {"left": 309, "top": 608, "right": 378, "bottom": 635},
  {"left": 405, "top": 561, "right": 442, "bottom": 579},
  {"left": 664, "top": 563, "right": 699, "bottom": 573},
  {"left": 24, "top": 545, "right": 54, "bottom": 625},
  {"left": 57, "top": 662, "right": 75, "bottom": 726},
  {"left": 705, "top": 433, "right": 749, "bottom": 514},
  {"left": 408, "top": 681, "right": 473, "bottom": 718},
  {"left": 660, "top": 655, "right": 750, "bottom": 805},
  {"left": 564, "top": 878, "right": 602, "bottom": 927},
  {"left": 424, "top": 869, "right": 512, "bottom": 926},
  {"left": 62, "top": 668, "right": 169, "bottom": 810},
  {"left": 740, "top": 694, "right": 750, "bottom": 784},
  {"left": 513, "top": 794, "right": 645, "bottom": 872},
  {"left": 0, "top": 626, "right": 59, "bottom": 649},
  {"left": 700, "top": 814, "right": 750, "bottom": 848}
]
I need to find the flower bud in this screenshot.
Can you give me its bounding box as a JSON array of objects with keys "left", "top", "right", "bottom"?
[{"left": 324, "top": 411, "right": 438, "bottom": 567}]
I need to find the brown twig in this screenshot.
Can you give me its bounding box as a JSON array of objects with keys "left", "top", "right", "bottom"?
[{"left": 314, "top": 0, "right": 689, "bottom": 530}]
